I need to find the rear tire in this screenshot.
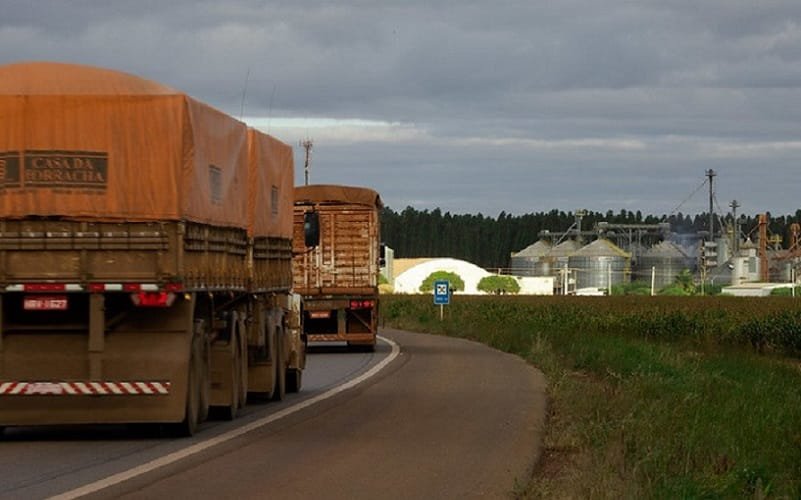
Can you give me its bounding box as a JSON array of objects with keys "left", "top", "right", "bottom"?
[
  {"left": 195, "top": 320, "right": 211, "bottom": 423},
  {"left": 173, "top": 342, "right": 201, "bottom": 437},
  {"left": 272, "top": 331, "right": 286, "bottom": 401},
  {"left": 286, "top": 368, "right": 302, "bottom": 393},
  {"left": 218, "top": 335, "right": 242, "bottom": 421},
  {"left": 237, "top": 321, "right": 248, "bottom": 409}
]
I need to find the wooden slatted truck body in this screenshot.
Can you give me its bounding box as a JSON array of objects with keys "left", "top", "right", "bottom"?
[
  {"left": 292, "top": 185, "right": 382, "bottom": 350},
  {"left": 0, "top": 62, "right": 305, "bottom": 435}
]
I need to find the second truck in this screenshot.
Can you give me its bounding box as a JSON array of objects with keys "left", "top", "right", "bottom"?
[{"left": 292, "top": 185, "right": 383, "bottom": 351}]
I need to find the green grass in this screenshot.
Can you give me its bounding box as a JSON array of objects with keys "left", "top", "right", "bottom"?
[{"left": 380, "top": 295, "right": 801, "bottom": 499}]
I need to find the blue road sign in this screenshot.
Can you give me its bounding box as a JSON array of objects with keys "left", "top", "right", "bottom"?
[{"left": 433, "top": 280, "right": 450, "bottom": 305}]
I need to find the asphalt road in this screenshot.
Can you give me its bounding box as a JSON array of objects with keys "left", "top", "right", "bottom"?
[{"left": 0, "top": 329, "right": 547, "bottom": 499}]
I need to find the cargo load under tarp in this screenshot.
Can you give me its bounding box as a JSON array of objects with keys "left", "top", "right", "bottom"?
[
  {"left": 248, "top": 130, "right": 294, "bottom": 239},
  {"left": 0, "top": 62, "right": 294, "bottom": 290},
  {"left": 248, "top": 129, "right": 294, "bottom": 290},
  {"left": 0, "top": 61, "right": 249, "bottom": 229},
  {"left": 293, "top": 185, "right": 382, "bottom": 210},
  {"left": 292, "top": 184, "right": 382, "bottom": 347},
  {"left": 292, "top": 184, "right": 382, "bottom": 295}
]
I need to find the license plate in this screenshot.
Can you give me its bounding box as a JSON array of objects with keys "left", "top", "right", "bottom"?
[{"left": 23, "top": 295, "right": 68, "bottom": 311}]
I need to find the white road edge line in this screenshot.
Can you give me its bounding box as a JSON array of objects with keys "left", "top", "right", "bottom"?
[{"left": 50, "top": 335, "right": 400, "bottom": 500}]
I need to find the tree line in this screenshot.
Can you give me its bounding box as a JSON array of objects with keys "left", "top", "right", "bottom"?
[{"left": 380, "top": 206, "right": 801, "bottom": 270}]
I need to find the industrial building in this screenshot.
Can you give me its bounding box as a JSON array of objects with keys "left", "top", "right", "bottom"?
[{"left": 508, "top": 211, "right": 800, "bottom": 295}]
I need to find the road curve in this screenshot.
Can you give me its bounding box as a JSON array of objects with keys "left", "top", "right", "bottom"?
[{"left": 90, "top": 328, "right": 548, "bottom": 499}]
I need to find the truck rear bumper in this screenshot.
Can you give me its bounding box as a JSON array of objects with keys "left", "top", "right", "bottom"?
[
  {"left": 308, "top": 332, "right": 375, "bottom": 345},
  {"left": 0, "top": 331, "right": 190, "bottom": 426},
  {"left": 0, "top": 390, "right": 184, "bottom": 426}
]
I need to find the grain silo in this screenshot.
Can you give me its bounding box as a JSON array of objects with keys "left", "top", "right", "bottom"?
[
  {"left": 536, "top": 239, "right": 580, "bottom": 277},
  {"left": 569, "top": 239, "right": 630, "bottom": 289},
  {"left": 636, "top": 241, "right": 691, "bottom": 289},
  {"left": 510, "top": 240, "right": 551, "bottom": 276}
]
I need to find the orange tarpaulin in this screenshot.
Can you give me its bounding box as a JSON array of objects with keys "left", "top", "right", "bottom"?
[
  {"left": 248, "top": 129, "right": 294, "bottom": 238},
  {"left": 294, "top": 184, "right": 383, "bottom": 209},
  {"left": 0, "top": 61, "right": 291, "bottom": 237}
]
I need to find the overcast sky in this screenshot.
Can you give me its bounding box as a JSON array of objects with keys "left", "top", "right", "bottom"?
[{"left": 2, "top": 1, "right": 800, "bottom": 217}]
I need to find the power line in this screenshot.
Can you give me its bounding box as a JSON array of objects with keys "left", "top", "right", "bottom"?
[
  {"left": 667, "top": 177, "right": 708, "bottom": 217},
  {"left": 238, "top": 67, "right": 250, "bottom": 121}
]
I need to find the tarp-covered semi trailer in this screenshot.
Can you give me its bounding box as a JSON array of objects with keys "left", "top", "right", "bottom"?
[
  {"left": 292, "top": 185, "right": 383, "bottom": 351},
  {"left": 0, "top": 62, "right": 305, "bottom": 436}
]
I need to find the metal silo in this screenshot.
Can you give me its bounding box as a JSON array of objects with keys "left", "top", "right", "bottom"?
[
  {"left": 569, "top": 239, "right": 630, "bottom": 290},
  {"left": 536, "top": 239, "right": 580, "bottom": 277},
  {"left": 510, "top": 240, "right": 551, "bottom": 276},
  {"left": 636, "top": 241, "right": 691, "bottom": 289}
]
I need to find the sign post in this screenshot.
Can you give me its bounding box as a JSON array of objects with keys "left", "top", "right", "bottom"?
[{"left": 433, "top": 279, "right": 450, "bottom": 321}]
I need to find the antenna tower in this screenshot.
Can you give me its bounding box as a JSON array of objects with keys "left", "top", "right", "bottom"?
[{"left": 301, "top": 139, "right": 313, "bottom": 185}]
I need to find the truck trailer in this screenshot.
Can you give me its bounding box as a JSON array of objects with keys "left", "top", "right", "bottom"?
[
  {"left": 292, "top": 185, "right": 383, "bottom": 350},
  {"left": 0, "top": 62, "right": 306, "bottom": 436}
]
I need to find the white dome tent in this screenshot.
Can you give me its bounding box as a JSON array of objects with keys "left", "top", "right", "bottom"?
[{"left": 393, "top": 258, "right": 492, "bottom": 294}]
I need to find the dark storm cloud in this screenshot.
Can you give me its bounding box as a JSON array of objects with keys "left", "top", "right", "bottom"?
[{"left": 1, "top": 0, "right": 800, "bottom": 216}]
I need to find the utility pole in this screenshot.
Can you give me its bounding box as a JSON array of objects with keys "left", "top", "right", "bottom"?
[
  {"left": 300, "top": 139, "right": 313, "bottom": 185},
  {"left": 730, "top": 200, "right": 740, "bottom": 255},
  {"left": 706, "top": 169, "right": 716, "bottom": 240},
  {"left": 758, "top": 213, "right": 769, "bottom": 282}
]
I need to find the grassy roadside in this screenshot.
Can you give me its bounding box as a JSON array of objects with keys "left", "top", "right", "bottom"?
[{"left": 380, "top": 295, "right": 801, "bottom": 498}]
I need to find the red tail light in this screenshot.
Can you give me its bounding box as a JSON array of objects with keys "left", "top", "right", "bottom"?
[
  {"left": 349, "top": 300, "right": 374, "bottom": 310},
  {"left": 130, "top": 292, "right": 176, "bottom": 308}
]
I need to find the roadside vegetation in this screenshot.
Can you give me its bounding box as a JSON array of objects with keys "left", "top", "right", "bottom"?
[
  {"left": 477, "top": 275, "right": 521, "bottom": 295},
  {"left": 419, "top": 271, "right": 465, "bottom": 293},
  {"left": 380, "top": 295, "right": 801, "bottom": 498}
]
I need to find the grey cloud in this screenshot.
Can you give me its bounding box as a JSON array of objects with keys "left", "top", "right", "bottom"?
[{"left": 1, "top": 0, "right": 800, "bottom": 216}]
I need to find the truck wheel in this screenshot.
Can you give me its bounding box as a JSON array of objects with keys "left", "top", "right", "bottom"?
[
  {"left": 286, "top": 368, "right": 302, "bottom": 393},
  {"left": 219, "top": 336, "right": 242, "bottom": 420},
  {"left": 199, "top": 335, "right": 210, "bottom": 422},
  {"left": 237, "top": 321, "right": 248, "bottom": 409},
  {"left": 272, "top": 331, "right": 286, "bottom": 401},
  {"left": 194, "top": 320, "right": 211, "bottom": 423},
  {"left": 174, "top": 344, "right": 201, "bottom": 437}
]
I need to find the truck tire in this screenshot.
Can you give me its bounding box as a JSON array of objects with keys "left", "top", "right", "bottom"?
[
  {"left": 237, "top": 318, "right": 248, "bottom": 409},
  {"left": 194, "top": 319, "right": 211, "bottom": 423},
  {"left": 199, "top": 335, "right": 210, "bottom": 422},
  {"left": 272, "top": 329, "right": 286, "bottom": 401},
  {"left": 219, "top": 335, "right": 242, "bottom": 421},
  {"left": 216, "top": 311, "right": 249, "bottom": 420},
  {"left": 173, "top": 340, "right": 202, "bottom": 437},
  {"left": 286, "top": 368, "right": 302, "bottom": 393}
]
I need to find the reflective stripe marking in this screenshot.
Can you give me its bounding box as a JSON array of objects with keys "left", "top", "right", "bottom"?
[
  {"left": 0, "top": 381, "right": 171, "bottom": 396},
  {"left": 6, "top": 283, "right": 164, "bottom": 292}
]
